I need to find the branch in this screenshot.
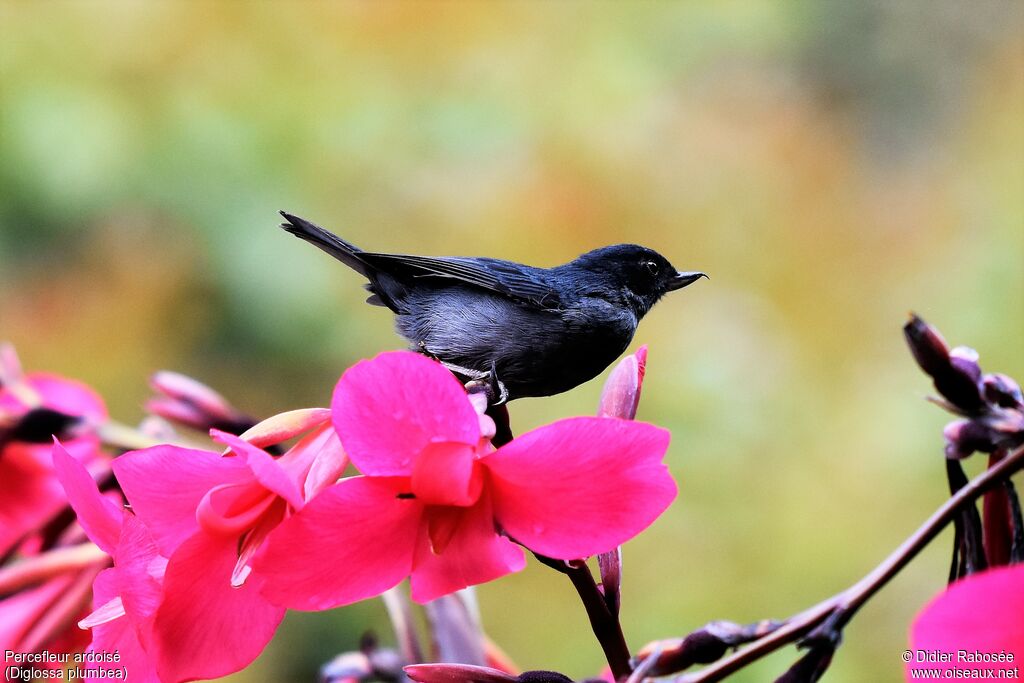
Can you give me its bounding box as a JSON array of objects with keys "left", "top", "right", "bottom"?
[
  {"left": 534, "top": 555, "right": 632, "bottom": 680},
  {"left": 673, "top": 442, "right": 1024, "bottom": 683}
]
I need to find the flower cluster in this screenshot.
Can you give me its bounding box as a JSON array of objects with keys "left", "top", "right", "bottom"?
[
  {"left": 904, "top": 314, "right": 1024, "bottom": 461},
  {"left": 1, "top": 346, "right": 675, "bottom": 681},
  {"left": 903, "top": 315, "right": 1024, "bottom": 681},
  {"left": 0, "top": 345, "right": 110, "bottom": 676},
  {"left": 905, "top": 314, "right": 1024, "bottom": 572}
]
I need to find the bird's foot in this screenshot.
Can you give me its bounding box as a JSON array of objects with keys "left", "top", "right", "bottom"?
[
  {"left": 461, "top": 362, "right": 508, "bottom": 406},
  {"left": 487, "top": 361, "right": 509, "bottom": 406}
]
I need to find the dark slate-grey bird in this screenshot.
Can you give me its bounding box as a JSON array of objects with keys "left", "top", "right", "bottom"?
[{"left": 280, "top": 211, "right": 706, "bottom": 403}]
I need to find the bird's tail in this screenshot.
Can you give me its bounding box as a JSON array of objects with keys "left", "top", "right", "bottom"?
[{"left": 279, "top": 211, "right": 370, "bottom": 277}]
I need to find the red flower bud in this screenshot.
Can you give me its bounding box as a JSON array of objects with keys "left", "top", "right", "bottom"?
[
  {"left": 904, "top": 315, "right": 950, "bottom": 377},
  {"left": 147, "top": 371, "right": 255, "bottom": 433},
  {"left": 597, "top": 346, "right": 647, "bottom": 420}
]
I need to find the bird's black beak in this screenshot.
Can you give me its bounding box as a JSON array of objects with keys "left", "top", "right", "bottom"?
[{"left": 666, "top": 271, "right": 708, "bottom": 291}]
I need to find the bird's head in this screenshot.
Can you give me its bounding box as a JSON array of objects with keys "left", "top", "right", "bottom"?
[{"left": 574, "top": 244, "right": 707, "bottom": 317}]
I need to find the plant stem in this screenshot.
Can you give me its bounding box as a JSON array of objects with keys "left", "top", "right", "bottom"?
[
  {"left": 97, "top": 420, "right": 205, "bottom": 451},
  {"left": 0, "top": 543, "right": 108, "bottom": 596},
  {"left": 485, "top": 390, "right": 632, "bottom": 676},
  {"left": 535, "top": 555, "right": 633, "bottom": 681},
  {"left": 674, "top": 442, "right": 1024, "bottom": 683},
  {"left": 382, "top": 586, "right": 425, "bottom": 665}
]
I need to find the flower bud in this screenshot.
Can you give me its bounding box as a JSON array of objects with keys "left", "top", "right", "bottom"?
[
  {"left": 635, "top": 620, "right": 781, "bottom": 676},
  {"left": 943, "top": 419, "right": 997, "bottom": 459},
  {"left": 147, "top": 371, "right": 255, "bottom": 434},
  {"left": 983, "top": 374, "right": 1024, "bottom": 409},
  {"left": 405, "top": 664, "right": 518, "bottom": 683},
  {"left": 235, "top": 408, "right": 331, "bottom": 448},
  {"left": 904, "top": 316, "right": 984, "bottom": 411},
  {"left": 0, "top": 342, "right": 25, "bottom": 388},
  {"left": 598, "top": 346, "right": 647, "bottom": 420},
  {"left": 904, "top": 315, "right": 950, "bottom": 377}
]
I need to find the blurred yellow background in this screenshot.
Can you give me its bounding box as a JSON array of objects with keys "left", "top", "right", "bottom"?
[{"left": 1, "top": 1, "right": 1022, "bottom": 681}]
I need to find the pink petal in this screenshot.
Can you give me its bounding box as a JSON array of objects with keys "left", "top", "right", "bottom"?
[
  {"left": 87, "top": 567, "right": 120, "bottom": 618},
  {"left": 151, "top": 532, "right": 285, "bottom": 682},
  {"left": 236, "top": 407, "right": 332, "bottom": 449},
  {"left": 298, "top": 424, "right": 348, "bottom": 500},
  {"left": 196, "top": 482, "right": 277, "bottom": 536},
  {"left": 115, "top": 514, "right": 167, "bottom": 625},
  {"left": 907, "top": 565, "right": 1024, "bottom": 679},
  {"left": 51, "top": 440, "right": 122, "bottom": 555},
  {"left": 28, "top": 372, "right": 109, "bottom": 422},
  {"left": 256, "top": 476, "right": 422, "bottom": 610},
  {"left": 79, "top": 595, "right": 126, "bottom": 629},
  {"left": 211, "top": 430, "right": 304, "bottom": 509},
  {"left": 84, "top": 569, "right": 160, "bottom": 683},
  {"left": 193, "top": 481, "right": 276, "bottom": 540},
  {"left": 331, "top": 352, "right": 480, "bottom": 476},
  {"left": 112, "top": 445, "right": 251, "bottom": 556},
  {"left": 0, "top": 456, "right": 68, "bottom": 556},
  {"left": 409, "top": 492, "right": 526, "bottom": 603},
  {"left": 232, "top": 500, "right": 286, "bottom": 587},
  {"left": 411, "top": 441, "right": 483, "bottom": 507},
  {"left": 484, "top": 417, "right": 675, "bottom": 560}
]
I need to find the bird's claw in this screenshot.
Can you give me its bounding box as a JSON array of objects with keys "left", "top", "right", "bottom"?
[
  {"left": 461, "top": 362, "right": 508, "bottom": 406},
  {"left": 417, "top": 341, "right": 442, "bottom": 362},
  {"left": 488, "top": 361, "right": 509, "bottom": 406}
]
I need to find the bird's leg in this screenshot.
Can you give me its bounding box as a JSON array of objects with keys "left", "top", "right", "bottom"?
[
  {"left": 487, "top": 361, "right": 509, "bottom": 406},
  {"left": 441, "top": 361, "right": 488, "bottom": 381},
  {"left": 461, "top": 362, "right": 508, "bottom": 406},
  {"left": 414, "top": 342, "right": 508, "bottom": 405}
]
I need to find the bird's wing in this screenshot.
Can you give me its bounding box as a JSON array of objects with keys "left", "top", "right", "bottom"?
[{"left": 357, "top": 253, "right": 563, "bottom": 309}]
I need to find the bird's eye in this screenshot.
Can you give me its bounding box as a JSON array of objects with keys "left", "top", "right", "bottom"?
[{"left": 643, "top": 260, "right": 659, "bottom": 276}]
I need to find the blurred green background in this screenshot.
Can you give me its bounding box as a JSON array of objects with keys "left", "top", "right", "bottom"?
[{"left": 2, "top": 1, "right": 1022, "bottom": 681}]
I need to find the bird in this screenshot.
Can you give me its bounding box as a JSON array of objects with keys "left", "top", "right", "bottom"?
[{"left": 279, "top": 211, "right": 706, "bottom": 403}]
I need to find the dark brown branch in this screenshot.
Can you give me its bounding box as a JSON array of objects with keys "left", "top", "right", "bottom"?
[{"left": 534, "top": 555, "right": 632, "bottom": 680}]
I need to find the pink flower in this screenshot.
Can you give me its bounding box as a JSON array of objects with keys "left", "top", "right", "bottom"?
[
  {"left": 110, "top": 409, "right": 347, "bottom": 682},
  {"left": 256, "top": 351, "right": 676, "bottom": 608},
  {"left": 0, "top": 344, "right": 108, "bottom": 556},
  {"left": 906, "top": 565, "right": 1024, "bottom": 680}
]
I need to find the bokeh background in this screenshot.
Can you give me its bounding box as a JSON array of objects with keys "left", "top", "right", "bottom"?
[{"left": 2, "top": 1, "right": 1022, "bottom": 681}]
